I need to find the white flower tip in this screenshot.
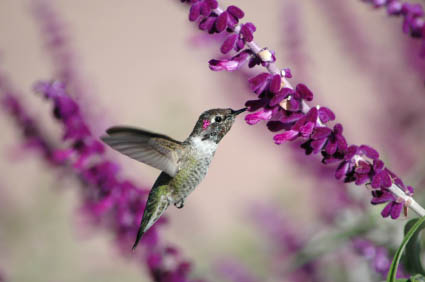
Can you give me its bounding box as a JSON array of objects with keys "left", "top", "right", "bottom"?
[{"left": 258, "top": 49, "right": 272, "bottom": 62}]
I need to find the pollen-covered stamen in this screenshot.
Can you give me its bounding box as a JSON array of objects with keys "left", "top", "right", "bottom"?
[{"left": 202, "top": 119, "right": 211, "bottom": 130}]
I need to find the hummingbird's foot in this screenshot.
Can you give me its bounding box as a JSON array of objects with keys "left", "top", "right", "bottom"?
[{"left": 174, "top": 200, "right": 184, "bottom": 209}]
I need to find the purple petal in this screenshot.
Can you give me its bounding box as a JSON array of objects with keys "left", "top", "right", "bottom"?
[
  {"left": 299, "top": 122, "right": 314, "bottom": 137},
  {"left": 248, "top": 73, "right": 271, "bottom": 94},
  {"left": 245, "top": 109, "right": 272, "bottom": 125},
  {"left": 390, "top": 202, "right": 402, "bottom": 219},
  {"left": 240, "top": 23, "right": 254, "bottom": 42},
  {"left": 344, "top": 145, "right": 358, "bottom": 160},
  {"left": 199, "top": 16, "right": 216, "bottom": 31},
  {"left": 387, "top": 1, "right": 402, "bottom": 14},
  {"left": 280, "top": 112, "right": 304, "bottom": 123},
  {"left": 325, "top": 141, "right": 337, "bottom": 155},
  {"left": 189, "top": 2, "right": 201, "bottom": 21},
  {"left": 333, "top": 123, "right": 343, "bottom": 135},
  {"left": 295, "top": 83, "right": 313, "bottom": 101},
  {"left": 221, "top": 34, "right": 237, "bottom": 54},
  {"left": 335, "top": 161, "right": 349, "bottom": 180},
  {"left": 305, "top": 107, "right": 318, "bottom": 122},
  {"left": 208, "top": 59, "right": 239, "bottom": 71},
  {"left": 245, "top": 98, "right": 267, "bottom": 112},
  {"left": 381, "top": 202, "right": 393, "bottom": 218},
  {"left": 266, "top": 121, "right": 288, "bottom": 132},
  {"left": 273, "top": 130, "right": 299, "bottom": 144},
  {"left": 359, "top": 145, "right": 379, "bottom": 160},
  {"left": 269, "top": 74, "right": 281, "bottom": 93},
  {"left": 200, "top": 2, "right": 211, "bottom": 16},
  {"left": 381, "top": 170, "right": 393, "bottom": 188},
  {"left": 205, "top": 0, "right": 218, "bottom": 9},
  {"left": 227, "top": 5, "right": 244, "bottom": 19},
  {"left": 335, "top": 134, "right": 348, "bottom": 151},
  {"left": 311, "top": 138, "right": 327, "bottom": 154},
  {"left": 244, "top": 22, "right": 256, "bottom": 32},
  {"left": 373, "top": 159, "right": 384, "bottom": 171},
  {"left": 311, "top": 127, "right": 332, "bottom": 140},
  {"left": 318, "top": 107, "right": 335, "bottom": 123},
  {"left": 371, "top": 190, "right": 394, "bottom": 204},
  {"left": 372, "top": 170, "right": 391, "bottom": 189},
  {"left": 215, "top": 12, "right": 228, "bottom": 32}
]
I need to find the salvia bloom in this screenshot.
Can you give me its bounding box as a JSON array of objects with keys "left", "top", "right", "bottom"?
[
  {"left": 214, "top": 259, "right": 258, "bottom": 282},
  {"left": 179, "top": 0, "right": 423, "bottom": 220},
  {"left": 0, "top": 71, "right": 58, "bottom": 165},
  {"left": 250, "top": 204, "right": 320, "bottom": 281},
  {"left": 363, "top": 0, "right": 425, "bottom": 56},
  {"left": 352, "top": 238, "right": 408, "bottom": 279}
]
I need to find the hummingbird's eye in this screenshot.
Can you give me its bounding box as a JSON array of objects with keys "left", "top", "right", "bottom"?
[{"left": 214, "top": 116, "right": 223, "bottom": 123}]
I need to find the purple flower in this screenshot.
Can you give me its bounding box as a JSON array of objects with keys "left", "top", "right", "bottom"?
[
  {"left": 352, "top": 238, "right": 408, "bottom": 279},
  {"left": 363, "top": 0, "right": 425, "bottom": 58},
  {"left": 181, "top": 0, "right": 419, "bottom": 220}
]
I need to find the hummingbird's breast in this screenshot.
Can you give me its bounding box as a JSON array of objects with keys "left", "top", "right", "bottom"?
[{"left": 169, "top": 137, "right": 217, "bottom": 202}]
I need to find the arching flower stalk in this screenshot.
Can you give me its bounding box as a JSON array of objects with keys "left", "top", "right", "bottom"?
[{"left": 179, "top": 0, "right": 425, "bottom": 220}]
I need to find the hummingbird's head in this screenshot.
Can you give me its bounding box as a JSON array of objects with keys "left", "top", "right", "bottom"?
[{"left": 189, "top": 108, "right": 246, "bottom": 143}]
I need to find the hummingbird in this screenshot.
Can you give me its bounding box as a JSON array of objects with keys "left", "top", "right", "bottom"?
[{"left": 101, "top": 107, "right": 246, "bottom": 250}]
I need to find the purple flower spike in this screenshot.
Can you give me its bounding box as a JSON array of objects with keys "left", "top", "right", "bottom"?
[{"left": 180, "top": 0, "right": 420, "bottom": 221}]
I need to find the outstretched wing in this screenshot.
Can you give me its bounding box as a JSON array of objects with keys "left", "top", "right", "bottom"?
[{"left": 101, "top": 126, "right": 183, "bottom": 177}]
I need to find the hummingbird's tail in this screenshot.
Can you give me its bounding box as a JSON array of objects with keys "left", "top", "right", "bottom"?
[
  {"left": 132, "top": 227, "right": 145, "bottom": 251},
  {"left": 131, "top": 179, "right": 171, "bottom": 251}
]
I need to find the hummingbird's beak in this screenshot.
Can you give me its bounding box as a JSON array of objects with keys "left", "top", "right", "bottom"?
[{"left": 230, "top": 108, "right": 247, "bottom": 116}]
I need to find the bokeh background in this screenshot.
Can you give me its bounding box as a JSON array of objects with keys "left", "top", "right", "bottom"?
[{"left": 0, "top": 0, "right": 424, "bottom": 281}]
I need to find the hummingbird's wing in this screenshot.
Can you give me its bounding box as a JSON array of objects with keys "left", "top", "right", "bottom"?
[{"left": 101, "top": 126, "right": 183, "bottom": 177}]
